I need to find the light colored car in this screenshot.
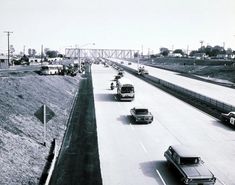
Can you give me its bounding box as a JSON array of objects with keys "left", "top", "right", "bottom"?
[
  {"left": 137, "top": 66, "right": 149, "bottom": 75},
  {"left": 130, "top": 107, "right": 153, "bottom": 124},
  {"left": 164, "top": 145, "right": 216, "bottom": 185}
]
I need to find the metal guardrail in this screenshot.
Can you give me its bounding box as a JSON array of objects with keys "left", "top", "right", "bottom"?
[{"left": 110, "top": 60, "right": 235, "bottom": 113}]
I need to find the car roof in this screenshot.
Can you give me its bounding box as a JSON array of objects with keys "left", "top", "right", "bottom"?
[
  {"left": 170, "top": 145, "right": 199, "bottom": 158},
  {"left": 133, "top": 107, "right": 148, "bottom": 110}
]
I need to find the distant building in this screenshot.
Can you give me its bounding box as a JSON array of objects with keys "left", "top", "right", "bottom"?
[
  {"left": 0, "top": 55, "right": 8, "bottom": 69},
  {"left": 216, "top": 54, "right": 228, "bottom": 59},
  {"left": 228, "top": 54, "right": 235, "bottom": 59},
  {"left": 168, "top": 53, "right": 182, "bottom": 58},
  {"left": 193, "top": 53, "right": 207, "bottom": 60}
]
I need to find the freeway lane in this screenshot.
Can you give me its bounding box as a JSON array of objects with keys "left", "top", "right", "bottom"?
[
  {"left": 92, "top": 64, "right": 235, "bottom": 185},
  {"left": 111, "top": 59, "right": 235, "bottom": 108}
]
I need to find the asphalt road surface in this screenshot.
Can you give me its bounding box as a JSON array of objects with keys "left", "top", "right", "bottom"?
[
  {"left": 92, "top": 63, "right": 235, "bottom": 185},
  {"left": 111, "top": 59, "right": 235, "bottom": 108}
]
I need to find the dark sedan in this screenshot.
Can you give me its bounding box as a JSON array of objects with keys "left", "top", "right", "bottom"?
[
  {"left": 221, "top": 111, "right": 235, "bottom": 126},
  {"left": 164, "top": 145, "right": 216, "bottom": 185}
]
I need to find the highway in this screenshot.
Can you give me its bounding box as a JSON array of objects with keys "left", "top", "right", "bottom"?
[
  {"left": 111, "top": 59, "right": 235, "bottom": 108},
  {"left": 92, "top": 63, "right": 235, "bottom": 185}
]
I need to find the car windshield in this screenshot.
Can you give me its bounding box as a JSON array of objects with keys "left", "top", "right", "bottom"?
[
  {"left": 121, "top": 87, "right": 134, "bottom": 93},
  {"left": 180, "top": 157, "right": 199, "bottom": 165},
  {"left": 135, "top": 109, "right": 148, "bottom": 115}
]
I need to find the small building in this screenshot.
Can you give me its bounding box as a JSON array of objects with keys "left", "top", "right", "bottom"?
[
  {"left": 216, "top": 54, "right": 228, "bottom": 59},
  {"left": 168, "top": 53, "right": 182, "bottom": 58},
  {"left": 193, "top": 53, "right": 207, "bottom": 60},
  {"left": 0, "top": 55, "right": 8, "bottom": 69}
]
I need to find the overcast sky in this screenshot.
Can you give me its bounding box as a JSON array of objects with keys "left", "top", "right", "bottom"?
[{"left": 0, "top": 0, "right": 235, "bottom": 54}]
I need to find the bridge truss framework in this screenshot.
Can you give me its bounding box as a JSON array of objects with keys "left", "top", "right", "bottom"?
[{"left": 65, "top": 48, "right": 139, "bottom": 59}]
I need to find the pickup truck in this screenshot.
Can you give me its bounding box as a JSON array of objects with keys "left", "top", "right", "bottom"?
[
  {"left": 164, "top": 145, "right": 216, "bottom": 185},
  {"left": 221, "top": 111, "right": 235, "bottom": 126},
  {"left": 130, "top": 107, "right": 153, "bottom": 124}
]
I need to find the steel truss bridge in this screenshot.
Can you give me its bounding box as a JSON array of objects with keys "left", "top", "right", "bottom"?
[{"left": 65, "top": 48, "right": 139, "bottom": 59}]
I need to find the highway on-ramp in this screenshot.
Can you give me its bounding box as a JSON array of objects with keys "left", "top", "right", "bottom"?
[{"left": 92, "top": 63, "right": 235, "bottom": 185}]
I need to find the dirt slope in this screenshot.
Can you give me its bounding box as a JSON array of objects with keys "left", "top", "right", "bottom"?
[{"left": 0, "top": 72, "right": 81, "bottom": 185}]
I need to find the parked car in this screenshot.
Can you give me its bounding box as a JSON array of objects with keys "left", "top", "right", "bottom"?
[
  {"left": 164, "top": 145, "right": 216, "bottom": 185},
  {"left": 128, "top": 62, "right": 132, "bottom": 65},
  {"left": 221, "top": 111, "right": 235, "bottom": 126},
  {"left": 130, "top": 107, "right": 153, "bottom": 124}
]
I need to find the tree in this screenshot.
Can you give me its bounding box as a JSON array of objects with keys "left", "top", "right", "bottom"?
[
  {"left": 160, "top": 47, "right": 169, "bottom": 56},
  {"left": 134, "top": 52, "right": 139, "bottom": 58},
  {"left": 226, "top": 48, "right": 233, "bottom": 55},
  {"left": 204, "top": 45, "right": 212, "bottom": 56},
  {"left": 10, "top": 45, "right": 15, "bottom": 55},
  {"left": 28, "top": 48, "right": 32, "bottom": 56},
  {"left": 28, "top": 48, "right": 37, "bottom": 57},
  {"left": 189, "top": 50, "right": 197, "bottom": 56},
  {"left": 46, "top": 50, "right": 58, "bottom": 58},
  {"left": 209, "top": 45, "right": 224, "bottom": 56},
  {"left": 58, "top": 53, "right": 64, "bottom": 58},
  {"left": 173, "top": 49, "right": 184, "bottom": 55}
]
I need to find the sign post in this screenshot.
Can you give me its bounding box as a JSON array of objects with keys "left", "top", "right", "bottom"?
[
  {"left": 43, "top": 105, "right": 46, "bottom": 146},
  {"left": 34, "top": 104, "right": 55, "bottom": 146}
]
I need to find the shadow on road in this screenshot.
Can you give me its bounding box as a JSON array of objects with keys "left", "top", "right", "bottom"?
[
  {"left": 139, "top": 160, "right": 183, "bottom": 185},
  {"left": 211, "top": 120, "right": 235, "bottom": 131},
  {"left": 95, "top": 93, "right": 115, "bottom": 102},
  {"left": 117, "top": 115, "right": 131, "bottom": 125}
]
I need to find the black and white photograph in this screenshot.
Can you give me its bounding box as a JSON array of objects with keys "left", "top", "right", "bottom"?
[{"left": 1, "top": 0, "right": 235, "bottom": 184}]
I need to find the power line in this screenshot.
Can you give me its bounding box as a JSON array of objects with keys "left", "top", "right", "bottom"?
[{"left": 4, "top": 31, "right": 13, "bottom": 67}]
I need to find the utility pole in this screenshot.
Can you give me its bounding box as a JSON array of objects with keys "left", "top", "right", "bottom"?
[
  {"left": 23, "top": 45, "right": 26, "bottom": 55},
  {"left": 200, "top": 40, "right": 204, "bottom": 48},
  {"left": 4, "top": 31, "right": 13, "bottom": 67},
  {"left": 141, "top": 44, "right": 143, "bottom": 58},
  {"left": 41, "top": 45, "right": 43, "bottom": 65}
]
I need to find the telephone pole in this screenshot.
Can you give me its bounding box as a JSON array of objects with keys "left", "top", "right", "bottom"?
[
  {"left": 200, "top": 40, "right": 204, "bottom": 48},
  {"left": 4, "top": 31, "right": 13, "bottom": 66}
]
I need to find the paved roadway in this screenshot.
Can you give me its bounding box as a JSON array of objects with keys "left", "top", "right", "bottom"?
[
  {"left": 92, "top": 64, "right": 235, "bottom": 185},
  {"left": 110, "top": 59, "right": 235, "bottom": 109}
]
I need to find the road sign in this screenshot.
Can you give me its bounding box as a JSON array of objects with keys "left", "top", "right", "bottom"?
[
  {"left": 34, "top": 105, "right": 55, "bottom": 146},
  {"left": 34, "top": 105, "right": 55, "bottom": 123}
]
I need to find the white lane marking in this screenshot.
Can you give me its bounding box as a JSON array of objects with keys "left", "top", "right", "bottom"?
[
  {"left": 139, "top": 141, "right": 148, "bottom": 153},
  {"left": 216, "top": 178, "right": 227, "bottom": 185},
  {"left": 156, "top": 170, "right": 167, "bottom": 185}
]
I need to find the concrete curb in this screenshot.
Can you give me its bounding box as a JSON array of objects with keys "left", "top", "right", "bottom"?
[{"left": 45, "top": 141, "right": 58, "bottom": 185}]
